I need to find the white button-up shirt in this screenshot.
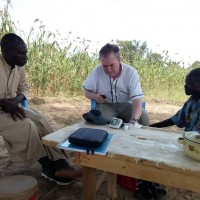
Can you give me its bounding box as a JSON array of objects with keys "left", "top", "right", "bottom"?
[{"left": 83, "top": 62, "right": 143, "bottom": 103}]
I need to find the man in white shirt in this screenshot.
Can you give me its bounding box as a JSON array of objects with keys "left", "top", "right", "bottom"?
[{"left": 83, "top": 43, "right": 149, "bottom": 125}]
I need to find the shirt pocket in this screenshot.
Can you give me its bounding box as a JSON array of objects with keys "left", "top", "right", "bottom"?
[{"left": 118, "top": 90, "right": 130, "bottom": 100}]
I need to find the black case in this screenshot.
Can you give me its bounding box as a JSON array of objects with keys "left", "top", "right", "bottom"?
[{"left": 68, "top": 128, "right": 108, "bottom": 154}]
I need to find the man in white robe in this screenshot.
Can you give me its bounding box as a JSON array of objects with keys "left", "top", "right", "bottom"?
[{"left": 0, "top": 33, "right": 81, "bottom": 185}]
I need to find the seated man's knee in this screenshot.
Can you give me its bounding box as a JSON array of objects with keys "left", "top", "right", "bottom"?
[
  {"left": 139, "top": 109, "right": 149, "bottom": 126},
  {"left": 99, "top": 104, "right": 117, "bottom": 122}
]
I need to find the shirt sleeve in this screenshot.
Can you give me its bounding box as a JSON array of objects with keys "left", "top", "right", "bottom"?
[
  {"left": 83, "top": 67, "right": 98, "bottom": 93},
  {"left": 129, "top": 68, "right": 143, "bottom": 100},
  {"left": 17, "top": 67, "right": 29, "bottom": 99}
]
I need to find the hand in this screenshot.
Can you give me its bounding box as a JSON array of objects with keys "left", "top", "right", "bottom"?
[
  {"left": 129, "top": 118, "right": 138, "bottom": 125},
  {"left": 2, "top": 100, "right": 26, "bottom": 121},
  {"left": 95, "top": 94, "right": 106, "bottom": 104},
  {"left": 7, "top": 94, "right": 25, "bottom": 104}
]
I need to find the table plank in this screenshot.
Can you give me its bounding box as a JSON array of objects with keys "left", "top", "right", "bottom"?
[{"left": 43, "top": 121, "right": 200, "bottom": 173}]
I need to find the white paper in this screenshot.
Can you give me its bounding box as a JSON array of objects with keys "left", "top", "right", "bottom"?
[{"left": 124, "top": 122, "right": 142, "bottom": 130}]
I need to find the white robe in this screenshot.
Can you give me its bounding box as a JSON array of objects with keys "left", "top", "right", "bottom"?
[{"left": 0, "top": 55, "right": 64, "bottom": 163}]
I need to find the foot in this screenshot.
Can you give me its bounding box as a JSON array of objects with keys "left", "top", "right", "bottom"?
[
  {"left": 135, "top": 180, "right": 166, "bottom": 200},
  {"left": 42, "top": 169, "right": 74, "bottom": 186},
  {"left": 55, "top": 166, "right": 82, "bottom": 179}
]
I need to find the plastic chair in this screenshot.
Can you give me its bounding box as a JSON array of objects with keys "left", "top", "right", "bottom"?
[
  {"left": 91, "top": 100, "right": 97, "bottom": 110},
  {"left": 21, "top": 99, "right": 28, "bottom": 108},
  {"left": 91, "top": 100, "right": 146, "bottom": 110}
]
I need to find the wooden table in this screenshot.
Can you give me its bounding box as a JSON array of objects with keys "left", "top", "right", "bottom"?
[{"left": 42, "top": 121, "right": 200, "bottom": 200}]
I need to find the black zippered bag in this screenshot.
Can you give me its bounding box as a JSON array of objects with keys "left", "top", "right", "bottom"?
[{"left": 68, "top": 128, "right": 108, "bottom": 155}]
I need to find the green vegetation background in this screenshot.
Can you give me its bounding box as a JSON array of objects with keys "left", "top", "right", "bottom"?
[{"left": 1, "top": 8, "right": 200, "bottom": 105}]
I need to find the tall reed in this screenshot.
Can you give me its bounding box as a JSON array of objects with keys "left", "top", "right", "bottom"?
[{"left": 0, "top": 8, "right": 196, "bottom": 103}]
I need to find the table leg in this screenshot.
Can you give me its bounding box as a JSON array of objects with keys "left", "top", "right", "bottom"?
[
  {"left": 96, "top": 172, "right": 107, "bottom": 191},
  {"left": 108, "top": 172, "right": 117, "bottom": 200},
  {"left": 82, "top": 166, "right": 96, "bottom": 200}
]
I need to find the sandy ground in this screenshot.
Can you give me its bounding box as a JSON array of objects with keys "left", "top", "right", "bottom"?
[{"left": 1, "top": 96, "right": 200, "bottom": 200}]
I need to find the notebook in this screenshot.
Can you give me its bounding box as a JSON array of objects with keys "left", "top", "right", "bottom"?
[{"left": 57, "top": 133, "right": 114, "bottom": 155}]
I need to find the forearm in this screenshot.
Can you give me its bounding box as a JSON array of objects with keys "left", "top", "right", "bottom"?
[
  {"left": 8, "top": 94, "right": 26, "bottom": 104},
  {"left": 0, "top": 99, "right": 5, "bottom": 107},
  {"left": 150, "top": 118, "right": 174, "bottom": 128},
  {"left": 84, "top": 90, "right": 97, "bottom": 100},
  {"left": 17, "top": 67, "right": 29, "bottom": 99},
  {"left": 130, "top": 98, "right": 143, "bottom": 122}
]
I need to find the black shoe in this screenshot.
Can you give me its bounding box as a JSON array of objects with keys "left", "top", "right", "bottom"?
[
  {"left": 151, "top": 183, "right": 166, "bottom": 199},
  {"left": 135, "top": 180, "right": 166, "bottom": 200},
  {"left": 39, "top": 157, "right": 75, "bottom": 185},
  {"left": 41, "top": 169, "right": 75, "bottom": 186}
]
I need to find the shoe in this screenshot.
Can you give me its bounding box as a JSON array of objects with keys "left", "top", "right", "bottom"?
[
  {"left": 41, "top": 169, "right": 75, "bottom": 186},
  {"left": 53, "top": 159, "right": 82, "bottom": 179},
  {"left": 55, "top": 166, "right": 82, "bottom": 179},
  {"left": 134, "top": 180, "right": 166, "bottom": 200},
  {"left": 135, "top": 187, "right": 153, "bottom": 200}
]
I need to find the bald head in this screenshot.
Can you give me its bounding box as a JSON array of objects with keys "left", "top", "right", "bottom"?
[
  {"left": 185, "top": 68, "right": 200, "bottom": 99},
  {"left": 0, "top": 33, "right": 27, "bottom": 68},
  {"left": 1, "top": 33, "right": 25, "bottom": 53}
]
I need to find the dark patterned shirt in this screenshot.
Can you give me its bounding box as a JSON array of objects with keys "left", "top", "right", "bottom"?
[{"left": 172, "top": 97, "right": 200, "bottom": 131}]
